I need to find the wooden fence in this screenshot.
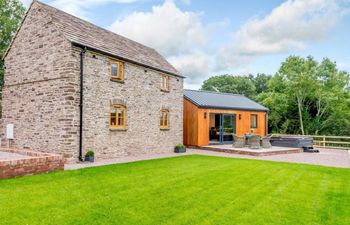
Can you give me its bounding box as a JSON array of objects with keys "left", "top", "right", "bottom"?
[{"left": 273, "top": 134, "right": 350, "bottom": 150}]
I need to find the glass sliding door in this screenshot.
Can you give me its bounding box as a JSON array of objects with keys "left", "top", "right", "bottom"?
[{"left": 220, "top": 114, "right": 237, "bottom": 143}]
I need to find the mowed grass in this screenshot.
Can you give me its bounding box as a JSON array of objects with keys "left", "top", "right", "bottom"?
[{"left": 0, "top": 155, "right": 349, "bottom": 225}]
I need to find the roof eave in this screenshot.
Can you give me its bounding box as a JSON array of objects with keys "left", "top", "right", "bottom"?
[
  {"left": 197, "top": 105, "right": 269, "bottom": 112},
  {"left": 184, "top": 96, "right": 269, "bottom": 112},
  {"left": 72, "top": 43, "right": 185, "bottom": 79}
]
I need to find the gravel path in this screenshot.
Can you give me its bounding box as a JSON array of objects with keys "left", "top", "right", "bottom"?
[
  {"left": 187, "top": 148, "right": 350, "bottom": 168},
  {"left": 65, "top": 148, "right": 350, "bottom": 170}
]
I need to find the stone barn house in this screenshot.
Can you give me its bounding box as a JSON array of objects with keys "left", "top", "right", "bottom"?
[{"left": 1, "top": 1, "right": 184, "bottom": 160}]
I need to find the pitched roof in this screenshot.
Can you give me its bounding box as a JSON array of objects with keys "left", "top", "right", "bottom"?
[
  {"left": 184, "top": 89, "right": 268, "bottom": 112},
  {"left": 5, "top": 1, "right": 181, "bottom": 77}
]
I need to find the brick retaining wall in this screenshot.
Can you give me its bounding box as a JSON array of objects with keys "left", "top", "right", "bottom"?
[{"left": 0, "top": 148, "right": 65, "bottom": 179}]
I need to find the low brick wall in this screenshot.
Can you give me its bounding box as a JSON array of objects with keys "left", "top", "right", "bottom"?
[{"left": 0, "top": 148, "right": 65, "bottom": 179}]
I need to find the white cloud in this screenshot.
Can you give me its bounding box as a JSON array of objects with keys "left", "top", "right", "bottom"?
[
  {"left": 219, "top": 0, "right": 350, "bottom": 70},
  {"left": 48, "top": 0, "right": 139, "bottom": 19},
  {"left": 109, "top": 0, "right": 224, "bottom": 87},
  {"left": 110, "top": 0, "right": 207, "bottom": 57},
  {"left": 168, "top": 52, "right": 212, "bottom": 84}
]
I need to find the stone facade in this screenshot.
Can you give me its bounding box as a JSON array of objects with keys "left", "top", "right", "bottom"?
[
  {"left": 80, "top": 49, "right": 183, "bottom": 158},
  {"left": 1, "top": 2, "right": 183, "bottom": 160}
]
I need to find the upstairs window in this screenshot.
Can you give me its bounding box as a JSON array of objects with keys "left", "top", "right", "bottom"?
[
  {"left": 110, "top": 105, "right": 126, "bottom": 129},
  {"left": 161, "top": 74, "right": 169, "bottom": 91},
  {"left": 251, "top": 114, "right": 258, "bottom": 129},
  {"left": 160, "top": 109, "right": 169, "bottom": 129},
  {"left": 110, "top": 60, "right": 124, "bottom": 81}
]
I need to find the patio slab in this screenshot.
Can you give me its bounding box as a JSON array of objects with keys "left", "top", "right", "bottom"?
[
  {"left": 193, "top": 145, "right": 303, "bottom": 156},
  {"left": 0, "top": 151, "right": 32, "bottom": 160}
]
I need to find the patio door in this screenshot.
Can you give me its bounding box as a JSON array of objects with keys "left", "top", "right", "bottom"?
[{"left": 220, "top": 114, "right": 237, "bottom": 143}]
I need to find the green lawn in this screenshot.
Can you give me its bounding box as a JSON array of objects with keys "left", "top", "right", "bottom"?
[{"left": 0, "top": 155, "right": 349, "bottom": 225}]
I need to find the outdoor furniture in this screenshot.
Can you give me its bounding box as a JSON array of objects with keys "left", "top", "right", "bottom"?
[
  {"left": 248, "top": 135, "right": 261, "bottom": 149},
  {"left": 261, "top": 137, "right": 272, "bottom": 148},
  {"left": 233, "top": 135, "right": 245, "bottom": 148},
  {"left": 244, "top": 133, "right": 253, "bottom": 145}
]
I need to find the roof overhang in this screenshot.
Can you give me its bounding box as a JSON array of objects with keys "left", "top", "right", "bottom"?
[
  {"left": 184, "top": 96, "right": 269, "bottom": 112},
  {"left": 73, "top": 43, "right": 185, "bottom": 79}
]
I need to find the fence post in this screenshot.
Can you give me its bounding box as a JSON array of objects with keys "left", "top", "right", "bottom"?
[{"left": 323, "top": 135, "right": 326, "bottom": 148}]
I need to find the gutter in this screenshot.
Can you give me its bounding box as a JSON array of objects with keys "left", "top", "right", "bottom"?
[{"left": 79, "top": 46, "right": 87, "bottom": 161}]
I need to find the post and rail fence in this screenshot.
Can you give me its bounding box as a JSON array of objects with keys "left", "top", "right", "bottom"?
[{"left": 273, "top": 134, "right": 350, "bottom": 150}]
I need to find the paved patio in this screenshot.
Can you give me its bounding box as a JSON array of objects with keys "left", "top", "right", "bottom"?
[
  {"left": 65, "top": 148, "right": 350, "bottom": 170},
  {"left": 0, "top": 151, "right": 32, "bottom": 160},
  {"left": 196, "top": 145, "right": 303, "bottom": 156}
]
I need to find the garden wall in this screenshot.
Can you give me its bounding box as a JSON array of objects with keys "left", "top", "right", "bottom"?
[{"left": 0, "top": 148, "right": 65, "bottom": 179}]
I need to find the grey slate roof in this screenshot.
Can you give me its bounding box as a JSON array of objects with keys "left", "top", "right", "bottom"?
[
  {"left": 12, "top": 1, "right": 181, "bottom": 77},
  {"left": 184, "top": 89, "right": 268, "bottom": 112}
]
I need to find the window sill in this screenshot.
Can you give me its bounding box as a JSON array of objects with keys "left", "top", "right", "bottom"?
[
  {"left": 110, "top": 78, "right": 125, "bottom": 83},
  {"left": 109, "top": 127, "right": 127, "bottom": 131},
  {"left": 160, "top": 128, "right": 170, "bottom": 131},
  {"left": 160, "top": 89, "right": 170, "bottom": 93}
]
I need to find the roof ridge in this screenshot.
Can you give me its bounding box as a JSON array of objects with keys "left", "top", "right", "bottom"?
[
  {"left": 36, "top": 1, "right": 156, "bottom": 52},
  {"left": 30, "top": 1, "right": 181, "bottom": 76},
  {"left": 184, "top": 89, "right": 244, "bottom": 97}
]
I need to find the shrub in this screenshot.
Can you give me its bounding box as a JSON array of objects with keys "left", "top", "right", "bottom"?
[
  {"left": 175, "top": 144, "right": 186, "bottom": 148},
  {"left": 85, "top": 150, "right": 94, "bottom": 157}
]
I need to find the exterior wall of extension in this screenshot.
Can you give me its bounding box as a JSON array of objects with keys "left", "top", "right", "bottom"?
[{"left": 184, "top": 99, "right": 267, "bottom": 146}]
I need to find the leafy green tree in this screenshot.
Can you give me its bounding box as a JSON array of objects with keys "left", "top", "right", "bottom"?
[
  {"left": 201, "top": 56, "right": 350, "bottom": 136},
  {"left": 201, "top": 75, "right": 256, "bottom": 98},
  {"left": 0, "top": 0, "right": 25, "bottom": 89},
  {"left": 277, "top": 56, "right": 318, "bottom": 135},
  {"left": 251, "top": 73, "right": 272, "bottom": 94}
]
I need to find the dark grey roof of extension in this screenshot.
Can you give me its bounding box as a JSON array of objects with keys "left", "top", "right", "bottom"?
[
  {"left": 4, "top": 1, "right": 181, "bottom": 77},
  {"left": 184, "top": 89, "right": 268, "bottom": 112}
]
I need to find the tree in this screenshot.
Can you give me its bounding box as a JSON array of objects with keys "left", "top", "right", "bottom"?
[
  {"left": 251, "top": 73, "right": 272, "bottom": 94},
  {"left": 0, "top": 0, "right": 25, "bottom": 89},
  {"left": 277, "top": 56, "right": 318, "bottom": 135},
  {"left": 201, "top": 75, "right": 256, "bottom": 98},
  {"left": 200, "top": 56, "right": 350, "bottom": 136}
]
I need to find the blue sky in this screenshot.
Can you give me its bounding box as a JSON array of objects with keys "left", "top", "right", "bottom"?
[{"left": 21, "top": 0, "right": 350, "bottom": 89}]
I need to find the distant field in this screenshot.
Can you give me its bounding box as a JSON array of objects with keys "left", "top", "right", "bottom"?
[{"left": 0, "top": 155, "right": 349, "bottom": 225}]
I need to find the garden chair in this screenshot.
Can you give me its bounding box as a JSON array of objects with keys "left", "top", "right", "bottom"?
[
  {"left": 249, "top": 135, "right": 261, "bottom": 149},
  {"left": 261, "top": 137, "right": 272, "bottom": 148},
  {"left": 233, "top": 135, "right": 245, "bottom": 148}
]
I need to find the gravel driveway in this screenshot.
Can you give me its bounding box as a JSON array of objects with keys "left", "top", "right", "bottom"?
[{"left": 66, "top": 148, "right": 350, "bottom": 170}]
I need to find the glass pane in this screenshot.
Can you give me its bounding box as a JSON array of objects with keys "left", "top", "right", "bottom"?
[
  {"left": 111, "top": 63, "right": 118, "bottom": 77},
  {"left": 118, "top": 118, "right": 124, "bottom": 126},
  {"left": 110, "top": 117, "right": 116, "bottom": 126},
  {"left": 222, "top": 115, "right": 234, "bottom": 142},
  {"left": 165, "top": 113, "right": 168, "bottom": 126},
  {"left": 251, "top": 115, "right": 257, "bottom": 128}
]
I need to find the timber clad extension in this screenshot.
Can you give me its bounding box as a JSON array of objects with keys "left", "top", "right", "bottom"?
[
  {"left": 184, "top": 90, "right": 268, "bottom": 146},
  {"left": 1, "top": 1, "right": 183, "bottom": 160}
]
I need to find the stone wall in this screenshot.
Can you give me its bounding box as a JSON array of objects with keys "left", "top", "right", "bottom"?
[
  {"left": 78, "top": 48, "right": 184, "bottom": 158},
  {"left": 1, "top": 2, "right": 80, "bottom": 158}
]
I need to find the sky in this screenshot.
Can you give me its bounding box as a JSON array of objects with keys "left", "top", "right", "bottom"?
[{"left": 20, "top": 0, "right": 350, "bottom": 89}]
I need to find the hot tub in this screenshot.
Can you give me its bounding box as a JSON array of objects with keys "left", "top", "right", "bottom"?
[{"left": 270, "top": 136, "right": 318, "bottom": 152}]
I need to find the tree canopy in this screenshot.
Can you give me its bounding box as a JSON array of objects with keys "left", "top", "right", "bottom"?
[
  {"left": 201, "top": 56, "right": 350, "bottom": 136},
  {"left": 0, "top": 0, "right": 25, "bottom": 89}
]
